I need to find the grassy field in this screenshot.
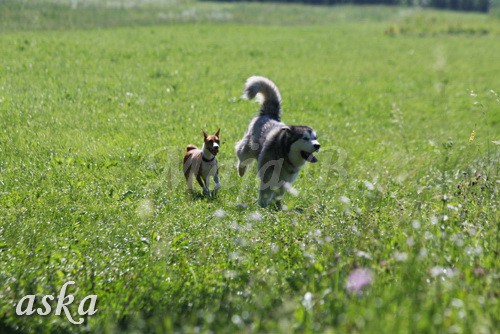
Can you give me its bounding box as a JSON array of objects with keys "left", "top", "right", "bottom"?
[{"left": 0, "top": 1, "right": 499, "bottom": 333}]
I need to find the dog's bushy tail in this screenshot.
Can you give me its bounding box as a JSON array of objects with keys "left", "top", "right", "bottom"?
[{"left": 243, "top": 76, "right": 282, "bottom": 120}]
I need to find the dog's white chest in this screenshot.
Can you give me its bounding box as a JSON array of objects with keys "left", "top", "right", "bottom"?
[{"left": 201, "top": 159, "right": 217, "bottom": 177}]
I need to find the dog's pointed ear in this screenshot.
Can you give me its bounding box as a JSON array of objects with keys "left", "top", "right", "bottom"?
[
  {"left": 215, "top": 128, "right": 220, "bottom": 138},
  {"left": 280, "top": 126, "right": 292, "bottom": 134},
  {"left": 202, "top": 130, "right": 208, "bottom": 140}
]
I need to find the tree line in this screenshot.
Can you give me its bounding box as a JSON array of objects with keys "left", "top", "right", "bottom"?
[{"left": 208, "top": 0, "right": 491, "bottom": 13}]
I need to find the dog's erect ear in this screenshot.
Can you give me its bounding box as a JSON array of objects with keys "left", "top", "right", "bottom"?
[
  {"left": 202, "top": 130, "right": 208, "bottom": 140},
  {"left": 215, "top": 128, "right": 220, "bottom": 138},
  {"left": 278, "top": 127, "right": 294, "bottom": 154},
  {"left": 280, "top": 126, "right": 292, "bottom": 135}
]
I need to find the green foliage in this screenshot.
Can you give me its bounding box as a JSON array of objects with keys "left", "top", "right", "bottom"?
[
  {"left": 385, "top": 8, "right": 499, "bottom": 36},
  {"left": 0, "top": 1, "right": 498, "bottom": 333}
]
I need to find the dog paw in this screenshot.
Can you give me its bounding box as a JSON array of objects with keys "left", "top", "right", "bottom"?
[
  {"left": 258, "top": 199, "right": 268, "bottom": 208},
  {"left": 203, "top": 187, "right": 211, "bottom": 197}
]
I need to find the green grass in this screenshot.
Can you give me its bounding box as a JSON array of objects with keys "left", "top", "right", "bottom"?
[{"left": 0, "top": 1, "right": 499, "bottom": 333}]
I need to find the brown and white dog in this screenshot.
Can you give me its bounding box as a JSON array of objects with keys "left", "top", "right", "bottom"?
[{"left": 183, "top": 129, "right": 221, "bottom": 197}]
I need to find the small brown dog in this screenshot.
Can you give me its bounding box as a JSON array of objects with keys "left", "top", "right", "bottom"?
[{"left": 183, "top": 129, "right": 221, "bottom": 197}]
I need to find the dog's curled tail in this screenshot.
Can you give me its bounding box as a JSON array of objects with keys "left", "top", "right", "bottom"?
[
  {"left": 243, "top": 76, "right": 282, "bottom": 120},
  {"left": 186, "top": 144, "right": 197, "bottom": 152}
]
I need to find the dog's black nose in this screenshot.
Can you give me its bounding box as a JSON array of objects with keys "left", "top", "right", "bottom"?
[{"left": 314, "top": 143, "right": 321, "bottom": 150}]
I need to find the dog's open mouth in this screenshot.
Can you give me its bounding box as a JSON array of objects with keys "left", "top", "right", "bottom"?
[
  {"left": 301, "top": 151, "right": 318, "bottom": 163},
  {"left": 208, "top": 148, "right": 219, "bottom": 156}
]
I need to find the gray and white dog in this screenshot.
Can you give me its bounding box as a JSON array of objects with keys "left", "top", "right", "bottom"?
[{"left": 235, "top": 76, "right": 320, "bottom": 208}]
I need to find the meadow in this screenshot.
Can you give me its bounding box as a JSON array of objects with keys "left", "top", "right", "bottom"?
[{"left": 0, "top": 0, "right": 499, "bottom": 333}]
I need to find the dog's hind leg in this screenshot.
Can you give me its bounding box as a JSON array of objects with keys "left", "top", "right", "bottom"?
[
  {"left": 235, "top": 138, "right": 257, "bottom": 177},
  {"left": 186, "top": 173, "right": 195, "bottom": 191},
  {"left": 236, "top": 148, "right": 255, "bottom": 177}
]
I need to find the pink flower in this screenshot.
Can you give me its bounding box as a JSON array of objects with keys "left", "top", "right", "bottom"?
[{"left": 346, "top": 268, "right": 373, "bottom": 294}]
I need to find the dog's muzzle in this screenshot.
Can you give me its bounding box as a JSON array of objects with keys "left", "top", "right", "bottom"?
[
  {"left": 301, "top": 141, "right": 320, "bottom": 163},
  {"left": 209, "top": 143, "right": 219, "bottom": 155}
]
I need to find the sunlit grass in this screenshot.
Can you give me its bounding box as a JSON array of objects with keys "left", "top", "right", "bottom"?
[{"left": 0, "top": 1, "right": 498, "bottom": 333}]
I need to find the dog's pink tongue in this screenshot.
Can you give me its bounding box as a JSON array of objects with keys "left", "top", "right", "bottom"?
[{"left": 307, "top": 154, "right": 318, "bottom": 163}]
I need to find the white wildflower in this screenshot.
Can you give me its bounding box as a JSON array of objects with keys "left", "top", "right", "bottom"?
[
  {"left": 394, "top": 252, "right": 408, "bottom": 262},
  {"left": 430, "top": 266, "right": 444, "bottom": 277},
  {"left": 231, "top": 315, "right": 243, "bottom": 327},
  {"left": 340, "top": 196, "right": 351, "bottom": 204},
  {"left": 451, "top": 234, "right": 464, "bottom": 247},
  {"left": 430, "top": 266, "right": 457, "bottom": 278},
  {"left": 412, "top": 220, "right": 421, "bottom": 229},
  {"left": 356, "top": 250, "right": 372, "bottom": 259},
  {"left": 283, "top": 182, "right": 299, "bottom": 196},
  {"left": 136, "top": 199, "right": 154, "bottom": 219},
  {"left": 247, "top": 211, "right": 263, "bottom": 222},
  {"left": 214, "top": 209, "right": 226, "bottom": 219},
  {"left": 431, "top": 216, "right": 438, "bottom": 225},
  {"left": 302, "top": 292, "right": 314, "bottom": 310},
  {"left": 451, "top": 298, "right": 464, "bottom": 308},
  {"left": 364, "top": 180, "right": 375, "bottom": 191},
  {"left": 406, "top": 237, "right": 415, "bottom": 247}
]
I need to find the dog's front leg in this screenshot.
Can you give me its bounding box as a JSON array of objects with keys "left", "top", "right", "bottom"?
[
  {"left": 203, "top": 177, "right": 211, "bottom": 197},
  {"left": 212, "top": 172, "right": 220, "bottom": 197},
  {"left": 195, "top": 175, "right": 209, "bottom": 197},
  {"left": 258, "top": 188, "right": 274, "bottom": 208}
]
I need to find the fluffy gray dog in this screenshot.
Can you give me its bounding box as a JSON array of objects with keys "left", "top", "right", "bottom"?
[{"left": 235, "top": 76, "right": 321, "bottom": 208}]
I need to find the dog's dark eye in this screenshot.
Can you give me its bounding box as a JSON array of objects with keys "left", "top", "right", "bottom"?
[{"left": 302, "top": 136, "right": 309, "bottom": 140}]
